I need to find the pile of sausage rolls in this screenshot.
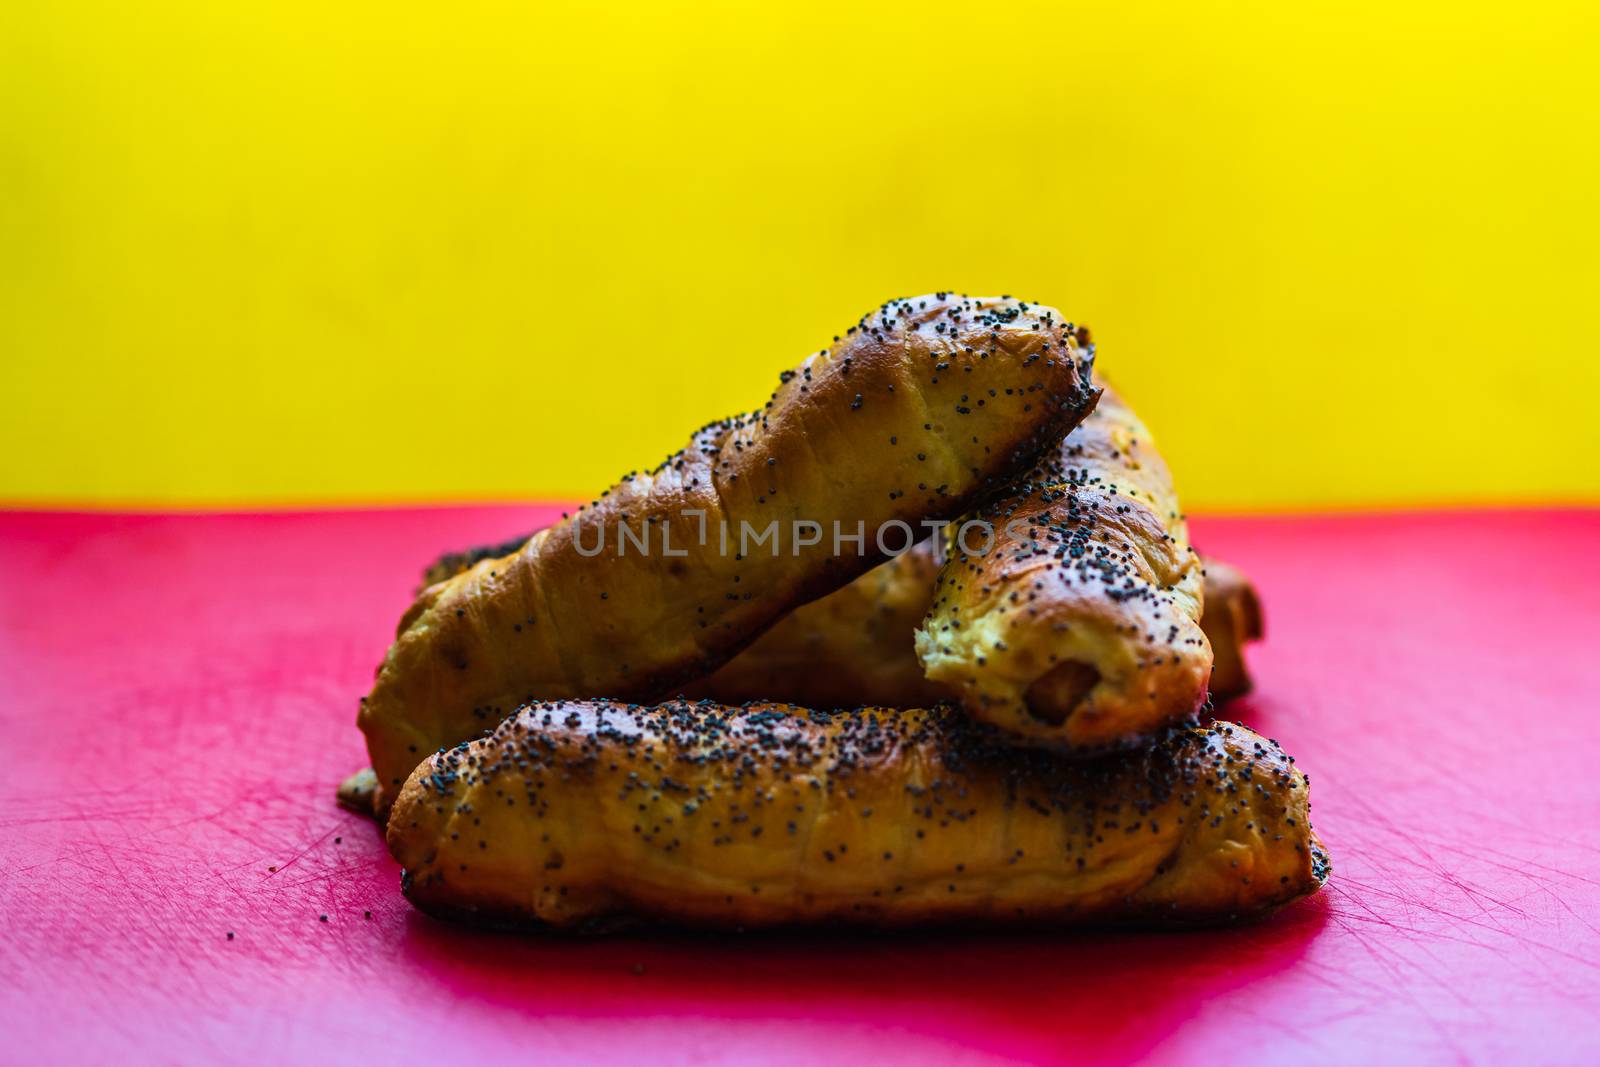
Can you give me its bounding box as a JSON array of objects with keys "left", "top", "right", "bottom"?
[{"left": 348, "top": 294, "right": 1328, "bottom": 930}]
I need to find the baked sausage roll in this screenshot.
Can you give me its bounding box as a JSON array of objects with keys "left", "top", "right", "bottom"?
[
  {"left": 387, "top": 699, "right": 1327, "bottom": 929},
  {"left": 360, "top": 295, "right": 1099, "bottom": 811},
  {"left": 915, "top": 382, "right": 1209, "bottom": 752},
  {"left": 682, "top": 544, "right": 1259, "bottom": 710}
]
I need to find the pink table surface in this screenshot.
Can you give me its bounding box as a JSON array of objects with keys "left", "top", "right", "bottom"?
[{"left": 2, "top": 506, "right": 1598, "bottom": 1065}]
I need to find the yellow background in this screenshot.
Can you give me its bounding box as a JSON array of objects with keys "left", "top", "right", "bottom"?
[{"left": 3, "top": 1, "right": 1597, "bottom": 510}]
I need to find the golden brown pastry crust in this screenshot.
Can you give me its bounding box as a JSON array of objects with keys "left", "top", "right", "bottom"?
[
  {"left": 915, "top": 383, "right": 1209, "bottom": 751},
  {"left": 360, "top": 295, "right": 1098, "bottom": 811},
  {"left": 1201, "top": 557, "right": 1264, "bottom": 703},
  {"left": 681, "top": 542, "right": 949, "bottom": 708},
  {"left": 388, "top": 700, "right": 1326, "bottom": 929}
]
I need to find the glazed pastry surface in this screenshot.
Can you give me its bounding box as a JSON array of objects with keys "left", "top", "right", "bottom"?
[
  {"left": 389, "top": 700, "right": 1326, "bottom": 929},
  {"left": 360, "top": 295, "right": 1098, "bottom": 810},
  {"left": 915, "top": 383, "right": 1209, "bottom": 751}
]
